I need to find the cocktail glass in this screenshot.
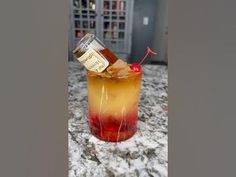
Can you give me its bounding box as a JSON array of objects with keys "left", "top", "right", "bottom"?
[{"left": 87, "top": 69, "right": 142, "bottom": 142}]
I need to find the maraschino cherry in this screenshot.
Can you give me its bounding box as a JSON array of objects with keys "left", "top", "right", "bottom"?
[
  {"left": 130, "top": 47, "right": 157, "bottom": 72},
  {"left": 130, "top": 63, "right": 141, "bottom": 72}
]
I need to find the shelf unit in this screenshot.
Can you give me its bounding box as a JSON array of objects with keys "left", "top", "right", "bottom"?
[{"left": 69, "top": 0, "right": 134, "bottom": 61}]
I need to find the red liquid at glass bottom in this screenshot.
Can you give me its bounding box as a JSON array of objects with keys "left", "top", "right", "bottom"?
[{"left": 89, "top": 112, "right": 137, "bottom": 142}]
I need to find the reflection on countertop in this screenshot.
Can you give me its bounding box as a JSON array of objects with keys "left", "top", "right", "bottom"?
[{"left": 68, "top": 61, "right": 168, "bottom": 177}]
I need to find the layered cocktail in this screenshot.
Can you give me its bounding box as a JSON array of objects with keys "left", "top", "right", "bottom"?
[{"left": 87, "top": 62, "right": 142, "bottom": 142}]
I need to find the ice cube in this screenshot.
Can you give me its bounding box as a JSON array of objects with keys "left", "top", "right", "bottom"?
[{"left": 106, "top": 59, "right": 132, "bottom": 77}]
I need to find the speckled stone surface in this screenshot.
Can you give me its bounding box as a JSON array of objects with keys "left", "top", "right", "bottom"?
[{"left": 68, "top": 61, "right": 168, "bottom": 177}]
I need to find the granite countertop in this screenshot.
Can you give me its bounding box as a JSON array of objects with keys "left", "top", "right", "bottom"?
[{"left": 68, "top": 61, "right": 168, "bottom": 177}]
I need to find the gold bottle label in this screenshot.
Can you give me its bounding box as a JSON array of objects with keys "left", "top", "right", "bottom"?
[{"left": 77, "top": 48, "right": 109, "bottom": 72}]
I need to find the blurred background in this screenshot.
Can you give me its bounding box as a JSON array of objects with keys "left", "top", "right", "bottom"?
[{"left": 69, "top": 0, "right": 167, "bottom": 65}]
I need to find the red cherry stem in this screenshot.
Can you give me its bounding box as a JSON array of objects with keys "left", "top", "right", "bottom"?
[{"left": 138, "top": 47, "right": 157, "bottom": 65}]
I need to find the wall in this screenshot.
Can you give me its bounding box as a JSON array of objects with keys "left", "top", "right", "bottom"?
[
  {"left": 130, "top": 0, "right": 157, "bottom": 63},
  {"left": 130, "top": 0, "right": 168, "bottom": 64},
  {"left": 151, "top": 0, "right": 168, "bottom": 63}
]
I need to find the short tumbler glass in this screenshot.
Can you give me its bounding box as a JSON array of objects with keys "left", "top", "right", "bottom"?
[{"left": 87, "top": 69, "right": 142, "bottom": 142}]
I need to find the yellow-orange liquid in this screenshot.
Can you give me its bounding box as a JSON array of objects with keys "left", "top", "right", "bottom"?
[
  {"left": 87, "top": 70, "right": 142, "bottom": 142},
  {"left": 98, "top": 48, "right": 119, "bottom": 64}
]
